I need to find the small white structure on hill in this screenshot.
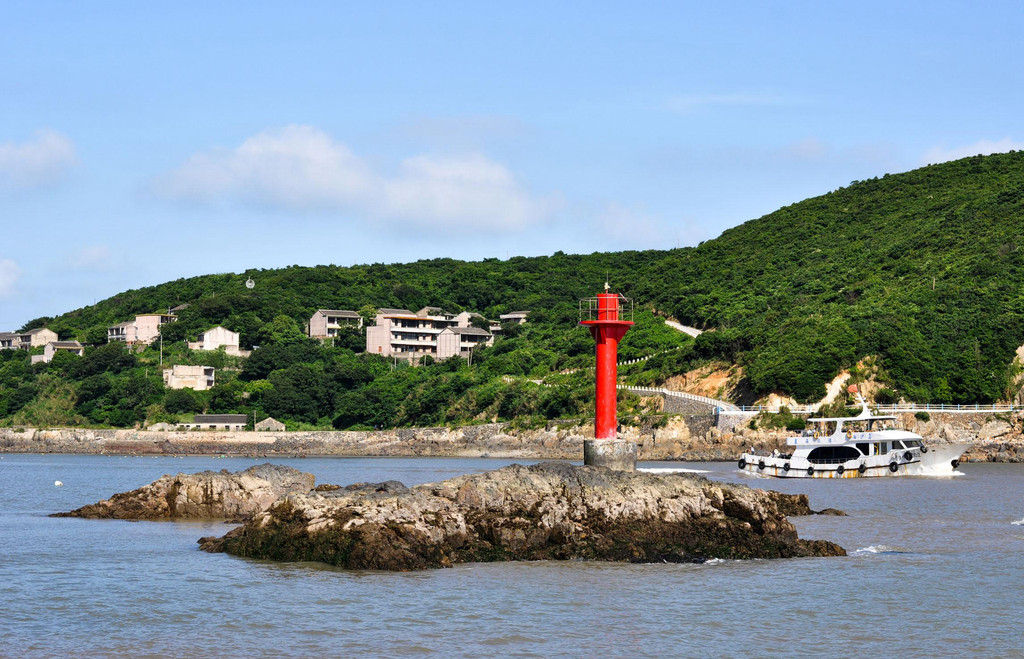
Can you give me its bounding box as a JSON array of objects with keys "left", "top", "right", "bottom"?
[
  {"left": 163, "top": 365, "right": 216, "bottom": 391},
  {"left": 499, "top": 311, "right": 530, "bottom": 325},
  {"left": 255, "top": 416, "right": 286, "bottom": 432},
  {"left": 188, "top": 326, "right": 248, "bottom": 357}
]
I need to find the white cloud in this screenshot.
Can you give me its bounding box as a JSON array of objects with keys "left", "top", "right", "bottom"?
[
  {"left": 0, "top": 259, "right": 21, "bottom": 299},
  {"left": 69, "top": 245, "right": 114, "bottom": 272},
  {"left": 154, "top": 125, "right": 550, "bottom": 231},
  {"left": 0, "top": 130, "right": 77, "bottom": 190},
  {"left": 666, "top": 93, "right": 791, "bottom": 113},
  {"left": 922, "top": 138, "right": 1024, "bottom": 165}
]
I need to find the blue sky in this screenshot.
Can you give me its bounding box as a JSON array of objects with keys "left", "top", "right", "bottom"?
[{"left": 2, "top": 1, "right": 1023, "bottom": 329}]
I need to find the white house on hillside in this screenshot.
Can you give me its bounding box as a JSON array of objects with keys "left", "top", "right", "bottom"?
[
  {"left": 163, "top": 365, "right": 216, "bottom": 391},
  {"left": 187, "top": 326, "right": 248, "bottom": 357}
]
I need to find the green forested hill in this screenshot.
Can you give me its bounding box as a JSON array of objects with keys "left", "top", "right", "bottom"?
[
  {"left": 639, "top": 151, "right": 1024, "bottom": 403},
  {"left": 4, "top": 151, "right": 1024, "bottom": 428}
]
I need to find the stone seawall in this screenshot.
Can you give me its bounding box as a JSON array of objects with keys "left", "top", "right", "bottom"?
[{"left": 2, "top": 410, "right": 1023, "bottom": 461}]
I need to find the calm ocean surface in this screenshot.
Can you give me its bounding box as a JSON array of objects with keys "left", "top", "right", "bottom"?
[{"left": 1, "top": 454, "right": 1022, "bottom": 658}]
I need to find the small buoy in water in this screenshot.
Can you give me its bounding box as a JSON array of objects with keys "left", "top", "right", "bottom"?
[{"left": 54, "top": 480, "right": 63, "bottom": 487}]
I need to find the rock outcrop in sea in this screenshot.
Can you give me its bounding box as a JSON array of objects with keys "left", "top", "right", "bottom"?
[
  {"left": 53, "top": 464, "right": 315, "bottom": 520},
  {"left": 199, "top": 462, "right": 844, "bottom": 570}
]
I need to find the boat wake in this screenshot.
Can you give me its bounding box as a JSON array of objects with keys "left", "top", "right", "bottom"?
[
  {"left": 1011, "top": 518, "right": 1024, "bottom": 526},
  {"left": 913, "top": 464, "right": 966, "bottom": 477},
  {"left": 638, "top": 467, "right": 710, "bottom": 474},
  {"left": 850, "top": 545, "right": 906, "bottom": 556}
]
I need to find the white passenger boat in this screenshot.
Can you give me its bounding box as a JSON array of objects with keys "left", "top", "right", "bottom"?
[{"left": 737, "top": 398, "right": 970, "bottom": 478}]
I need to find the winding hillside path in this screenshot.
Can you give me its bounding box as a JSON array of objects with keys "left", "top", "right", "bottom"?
[{"left": 664, "top": 321, "right": 703, "bottom": 337}]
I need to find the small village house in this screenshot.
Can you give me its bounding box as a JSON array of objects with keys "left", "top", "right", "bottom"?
[
  {"left": 162, "top": 365, "right": 216, "bottom": 391},
  {"left": 179, "top": 414, "right": 247, "bottom": 431},
  {"left": 187, "top": 326, "right": 249, "bottom": 357},
  {"left": 308, "top": 309, "right": 363, "bottom": 341},
  {"left": 0, "top": 327, "right": 59, "bottom": 350},
  {"left": 254, "top": 416, "right": 286, "bottom": 432},
  {"left": 31, "top": 341, "right": 85, "bottom": 364},
  {"left": 108, "top": 313, "right": 176, "bottom": 345}
]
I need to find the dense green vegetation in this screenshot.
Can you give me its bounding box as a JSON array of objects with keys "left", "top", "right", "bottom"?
[{"left": 6, "top": 150, "right": 1024, "bottom": 428}]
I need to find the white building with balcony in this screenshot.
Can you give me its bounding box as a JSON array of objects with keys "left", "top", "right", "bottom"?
[{"left": 108, "top": 313, "right": 176, "bottom": 345}]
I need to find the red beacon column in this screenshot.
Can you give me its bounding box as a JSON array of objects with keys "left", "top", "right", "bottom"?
[{"left": 579, "top": 286, "right": 636, "bottom": 470}]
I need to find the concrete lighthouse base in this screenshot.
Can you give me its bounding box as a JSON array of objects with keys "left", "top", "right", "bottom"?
[{"left": 583, "top": 439, "right": 637, "bottom": 472}]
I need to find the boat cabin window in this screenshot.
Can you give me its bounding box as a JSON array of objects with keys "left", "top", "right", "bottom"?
[
  {"left": 891, "top": 440, "right": 905, "bottom": 450},
  {"left": 855, "top": 442, "right": 870, "bottom": 455},
  {"left": 807, "top": 446, "right": 861, "bottom": 464}
]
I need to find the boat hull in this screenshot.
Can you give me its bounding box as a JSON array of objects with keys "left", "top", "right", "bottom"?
[{"left": 737, "top": 443, "right": 971, "bottom": 478}]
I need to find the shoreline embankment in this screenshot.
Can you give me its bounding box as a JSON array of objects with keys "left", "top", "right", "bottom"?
[{"left": 2, "top": 411, "right": 1022, "bottom": 462}]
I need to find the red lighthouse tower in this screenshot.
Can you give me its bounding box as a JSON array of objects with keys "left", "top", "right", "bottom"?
[{"left": 579, "top": 284, "right": 636, "bottom": 470}]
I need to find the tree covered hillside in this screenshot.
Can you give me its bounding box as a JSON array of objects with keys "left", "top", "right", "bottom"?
[
  {"left": 6, "top": 150, "right": 1024, "bottom": 430},
  {"left": 637, "top": 151, "right": 1024, "bottom": 403}
]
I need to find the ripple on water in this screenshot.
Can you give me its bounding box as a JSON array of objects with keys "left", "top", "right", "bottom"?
[{"left": 4, "top": 456, "right": 1024, "bottom": 659}]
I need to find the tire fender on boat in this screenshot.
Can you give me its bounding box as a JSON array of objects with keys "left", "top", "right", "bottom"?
[
  {"left": 783, "top": 462, "right": 790, "bottom": 471},
  {"left": 738, "top": 458, "right": 746, "bottom": 470},
  {"left": 889, "top": 462, "right": 899, "bottom": 473},
  {"left": 951, "top": 459, "right": 960, "bottom": 469},
  {"left": 758, "top": 460, "right": 765, "bottom": 470},
  {"left": 903, "top": 451, "right": 913, "bottom": 462},
  {"left": 920, "top": 444, "right": 928, "bottom": 454},
  {"left": 807, "top": 465, "right": 815, "bottom": 476},
  {"left": 836, "top": 465, "right": 845, "bottom": 476},
  {"left": 858, "top": 463, "right": 867, "bottom": 475}
]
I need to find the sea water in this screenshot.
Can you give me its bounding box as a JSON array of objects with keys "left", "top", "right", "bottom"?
[{"left": 2, "top": 455, "right": 1022, "bottom": 658}]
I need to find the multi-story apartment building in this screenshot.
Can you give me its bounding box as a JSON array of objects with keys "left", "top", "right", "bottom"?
[
  {"left": 308, "top": 309, "right": 363, "bottom": 341},
  {"left": 108, "top": 313, "right": 176, "bottom": 345},
  {"left": 366, "top": 307, "right": 493, "bottom": 363}
]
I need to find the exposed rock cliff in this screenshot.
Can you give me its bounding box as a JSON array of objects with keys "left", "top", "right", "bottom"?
[
  {"left": 200, "top": 462, "right": 844, "bottom": 570},
  {"left": 53, "top": 464, "right": 315, "bottom": 520}
]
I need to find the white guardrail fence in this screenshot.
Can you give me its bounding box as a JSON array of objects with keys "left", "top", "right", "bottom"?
[
  {"left": 730, "top": 403, "right": 1022, "bottom": 414},
  {"left": 621, "top": 386, "right": 739, "bottom": 411},
  {"left": 505, "top": 380, "right": 1020, "bottom": 416}
]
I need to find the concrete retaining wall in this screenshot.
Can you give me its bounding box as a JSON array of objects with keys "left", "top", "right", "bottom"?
[{"left": 3, "top": 408, "right": 1023, "bottom": 462}]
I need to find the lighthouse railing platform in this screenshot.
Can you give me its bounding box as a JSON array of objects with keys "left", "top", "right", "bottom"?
[{"left": 579, "top": 295, "right": 634, "bottom": 323}]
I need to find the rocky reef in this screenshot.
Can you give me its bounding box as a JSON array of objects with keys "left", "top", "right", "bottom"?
[
  {"left": 53, "top": 464, "right": 315, "bottom": 520},
  {"left": 200, "top": 462, "right": 844, "bottom": 570}
]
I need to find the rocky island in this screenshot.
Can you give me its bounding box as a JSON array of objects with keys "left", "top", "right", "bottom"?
[
  {"left": 199, "top": 462, "right": 844, "bottom": 570},
  {"left": 53, "top": 463, "right": 315, "bottom": 520}
]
